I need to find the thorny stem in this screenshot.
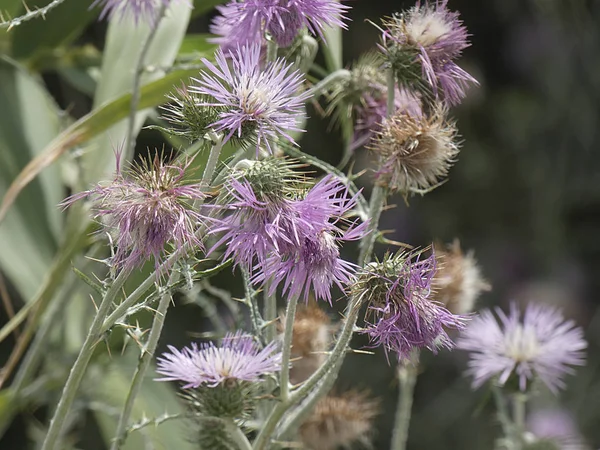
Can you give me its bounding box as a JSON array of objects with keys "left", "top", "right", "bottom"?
[
  {"left": 264, "top": 283, "right": 277, "bottom": 343},
  {"left": 390, "top": 351, "right": 420, "bottom": 450},
  {"left": 266, "top": 40, "right": 278, "bottom": 63},
  {"left": 0, "top": 0, "right": 67, "bottom": 29},
  {"left": 224, "top": 419, "right": 253, "bottom": 450},
  {"left": 41, "top": 269, "right": 131, "bottom": 450},
  {"left": 279, "top": 294, "right": 299, "bottom": 402},
  {"left": 110, "top": 278, "right": 176, "bottom": 450},
  {"left": 124, "top": 4, "right": 168, "bottom": 156},
  {"left": 307, "top": 69, "right": 351, "bottom": 98},
  {"left": 242, "top": 270, "right": 263, "bottom": 344}
]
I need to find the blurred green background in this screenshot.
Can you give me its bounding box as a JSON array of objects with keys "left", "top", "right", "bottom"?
[{"left": 0, "top": 0, "right": 599, "bottom": 448}]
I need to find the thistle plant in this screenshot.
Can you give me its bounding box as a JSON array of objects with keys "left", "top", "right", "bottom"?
[{"left": 1, "top": 2, "right": 592, "bottom": 450}]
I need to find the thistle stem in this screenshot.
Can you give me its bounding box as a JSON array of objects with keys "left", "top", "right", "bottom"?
[
  {"left": 110, "top": 280, "right": 176, "bottom": 450},
  {"left": 358, "top": 185, "right": 387, "bottom": 265},
  {"left": 391, "top": 351, "right": 420, "bottom": 450},
  {"left": 512, "top": 393, "right": 527, "bottom": 450},
  {"left": 224, "top": 419, "right": 253, "bottom": 450},
  {"left": 307, "top": 69, "right": 351, "bottom": 98},
  {"left": 279, "top": 293, "right": 299, "bottom": 402},
  {"left": 491, "top": 385, "right": 515, "bottom": 448},
  {"left": 41, "top": 268, "right": 131, "bottom": 450},
  {"left": 0, "top": 0, "right": 67, "bottom": 29},
  {"left": 266, "top": 41, "right": 278, "bottom": 63},
  {"left": 124, "top": 4, "right": 167, "bottom": 156},
  {"left": 264, "top": 284, "right": 277, "bottom": 343}
]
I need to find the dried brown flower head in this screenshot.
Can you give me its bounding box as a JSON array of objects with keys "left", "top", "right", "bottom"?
[
  {"left": 370, "top": 108, "right": 459, "bottom": 196},
  {"left": 432, "top": 240, "right": 490, "bottom": 314},
  {"left": 300, "top": 390, "right": 380, "bottom": 450},
  {"left": 278, "top": 302, "right": 332, "bottom": 384}
]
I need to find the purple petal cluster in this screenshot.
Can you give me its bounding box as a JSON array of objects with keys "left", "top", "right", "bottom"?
[
  {"left": 212, "top": 171, "right": 366, "bottom": 302},
  {"left": 457, "top": 302, "right": 587, "bottom": 393},
  {"left": 92, "top": 0, "right": 188, "bottom": 24},
  {"left": 156, "top": 331, "right": 282, "bottom": 388},
  {"left": 361, "top": 252, "right": 465, "bottom": 361},
  {"left": 61, "top": 154, "right": 206, "bottom": 273},
  {"left": 381, "top": 0, "right": 477, "bottom": 105},
  {"left": 190, "top": 44, "right": 310, "bottom": 154},
  {"left": 210, "top": 0, "right": 350, "bottom": 49}
]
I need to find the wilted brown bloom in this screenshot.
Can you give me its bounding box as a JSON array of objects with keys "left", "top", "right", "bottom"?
[
  {"left": 278, "top": 302, "right": 332, "bottom": 384},
  {"left": 370, "top": 108, "right": 459, "bottom": 195},
  {"left": 432, "top": 240, "right": 490, "bottom": 314},
  {"left": 300, "top": 390, "right": 380, "bottom": 450}
]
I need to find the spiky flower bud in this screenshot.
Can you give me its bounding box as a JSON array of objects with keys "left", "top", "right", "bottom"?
[
  {"left": 299, "top": 390, "right": 379, "bottom": 450},
  {"left": 61, "top": 152, "right": 206, "bottom": 273},
  {"left": 196, "top": 418, "right": 236, "bottom": 449},
  {"left": 353, "top": 250, "right": 465, "bottom": 361},
  {"left": 379, "top": 1, "right": 477, "bottom": 105},
  {"left": 370, "top": 108, "right": 459, "bottom": 196},
  {"left": 278, "top": 302, "right": 332, "bottom": 384},
  {"left": 432, "top": 240, "right": 490, "bottom": 314}
]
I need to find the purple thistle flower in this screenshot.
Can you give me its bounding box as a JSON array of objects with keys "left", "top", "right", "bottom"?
[
  {"left": 190, "top": 44, "right": 310, "bottom": 154},
  {"left": 210, "top": 0, "right": 350, "bottom": 50},
  {"left": 156, "top": 331, "right": 282, "bottom": 388},
  {"left": 255, "top": 175, "right": 368, "bottom": 303},
  {"left": 61, "top": 153, "right": 206, "bottom": 273},
  {"left": 456, "top": 302, "right": 587, "bottom": 394},
  {"left": 356, "top": 251, "right": 466, "bottom": 361},
  {"left": 91, "top": 0, "right": 188, "bottom": 24},
  {"left": 381, "top": 0, "right": 477, "bottom": 105}
]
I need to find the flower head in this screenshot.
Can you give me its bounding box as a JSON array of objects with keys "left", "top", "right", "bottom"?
[
  {"left": 190, "top": 44, "right": 310, "bottom": 154},
  {"left": 300, "top": 390, "right": 380, "bottom": 450},
  {"left": 432, "top": 240, "right": 490, "bottom": 314},
  {"left": 210, "top": 0, "right": 350, "bottom": 49},
  {"left": 370, "top": 107, "right": 459, "bottom": 196},
  {"left": 61, "top": 152, "right": 206, "bottom": 273},
  {"left": 156, "top": 331, "right": 282, "bottom": 388},
  {"left": 92, "top": 0, "right": 188, "bottom": 24},
  {"left": 457, "top": 303, "right": 587, "bottom": 393},
  {"left": 380, "top": 0, "right": 477, "bottom": 105},
  {"left": 355, "top": 250, "right": 466, "bottom": 361}
]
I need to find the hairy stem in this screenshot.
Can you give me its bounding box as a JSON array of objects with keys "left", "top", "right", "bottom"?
[
  {"left": 390, "top": 352, "right": 420, "bottom": 450},
  {"left": 307, "top": 69, "right": 351, "bottom": 98},
  {"left": 492, "top": 385, "right": 515, "bottom": 448},
  {"left": 41, "top": 269, "right": 131, "bottom": 450},
  {"left": 279, "top": 294, "right": 299, "bottom": 402},
  {"left": 512, "top": 393, "right": 527, "bottom": 450},
  {"left": 124, "top": 4, "right": 167, "bottom": 155},
  {"left": 224, "top": 419, "right": 253, "bottom": 450},
  {"left": 264, "top": 284, "right": 277, "bottom": 343},
  {"left": 0, "top": 0, "right": 67, "bottom": 29}
]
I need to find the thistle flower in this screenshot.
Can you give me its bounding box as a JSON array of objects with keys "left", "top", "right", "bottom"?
[
  {"left": 457, "top": 303, "right": 587, "bottom": 393},
  {"left": 189, "top": 44, "right": 310, "bottom": 153},
  {"left": 210, "top": 0, "right": 350, "bottom": 49},
  {"left": 380, "top": 0, "right": 477, "bottom": 105},
  {"left": 256, "top": 175, "right": 368, "bottom": 303},
  {"left": 355, "top": 250, "right": 466, "bottom": 361},
  {"left": 370, "top": 107, "right": 459, "bottom": 195},
  {"left": 156, "top": 331, "right": 282, "bottom": 388},
  {"left": 432, "top": 240, "right": 490, "bottom": 314},
  {"left": 525, "top": 409, "right": 585, "bottom": 450},
  {"left": 299, "top": 390, "right": 380, "bottom": 450},
  {"left": 278, "top": 302, "right": 332, "bottom": 383},
  {"left": 61, "top": 152, "right": 206, "bottom": 273},
  {"left": 92, "top": 0, "right": 188, "bottom": 24}
]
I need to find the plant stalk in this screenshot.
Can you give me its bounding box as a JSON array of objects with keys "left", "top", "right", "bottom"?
[
  {"left": 390, "top": 351, "right": 420, "bottom": 450},
  {"left": 224, "top": 419, "right": 253, "bottom": 450},
  {"left": 279, "top": 293, "right": 299, "bottom": 402}
]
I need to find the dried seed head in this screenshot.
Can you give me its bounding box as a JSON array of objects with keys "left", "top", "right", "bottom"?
[
  {"left": 300, "top": 390, "right": 380, "bottom": 450},
  {"left": 278, "top": 302, "right": 332, "bottom": 384},
  {"left": 370, "top": 108, "right": 459, "bottom": 195},
  {"left": 432, "top": 240, "right": 490, "bottom": 314}
]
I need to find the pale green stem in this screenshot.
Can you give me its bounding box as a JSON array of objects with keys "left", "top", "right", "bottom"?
[
  {"left": 266, "top": 41, "right": 278, "bottom": 62},
  {"left": 224, "top": 419, "right": 252, "bottom": 450},
  {"left": 0, "top": 0, "right": 67, "bottom": 29},
  {"left": 512, "top": 393, "right": 527, "bottom": 450},
  {"left": 41, "top": 269, "right": 131, "bottom": 450},
  {"left": 390, "top": 352, "right": 420, "bottom": 450},
  {"left": 307, "top": 69, "right": 351, "bottom": 98},
  {"left": 124, "top": 4, "right": 167, "bottom": 156},
  {"left": 357, "top": 185, "right": 387, "bottom": 266},
  {"left": 491, "top": 385, "right": 515, "bottom": 449},
  {"left": 110, "top": 279, "right": 176, "bottom": 450},
  {"left": 264, "top": 283, "right": 277, "bottom": 343},
  {"left": 242, "top": 269, "right": 263, "bottom": 343},
  {"left": 203, "top": 132, "right": 225, "bottom": 189},
  {"left": 279, "top": 294, "right": 299, "bottom": 402}
]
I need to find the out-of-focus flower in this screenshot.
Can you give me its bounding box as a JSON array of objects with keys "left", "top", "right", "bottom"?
[
  {"left": 190, "top": 44, "right": 310, "bottom": 153},
  {"left": 299, "top": 390, "right": 379, "bottom": 450},
  {"left": 210, "top": 0, "right": 350, "bottom": 49},
  {"left": 525, "top": 408, "right": 586, "bottom": 450},
  {"left": 278, "top": 302, "right": 332, "bottom": 383},
  {"left": 355, "top": 250, "right": 466, "bottom": 361},
  {"left": 324, "top": 52, "right": 422, "bottom": 151},
  {"left": 92, "top": 0, "right": 188, "bottom": 24},
  {"left": 457, "top": 303, "right": 587, "bottom": 393},
  {"left": 156, "top": 331, "right": 282, "bottom": 388},
  {"left": 61, "top": 152, "right": 206, "bottom": 273},
  {"left": 370, "top": 107, "right": 459, "bottom": 196},
  {"left": 380, "top": 0, "right": 477, "bottom": 105},
  {"left": 255, "top": 175, "right": 368, "bottom": 303},
  {"left": 432, "top": 240, "right": 490, "bottom": 314}
]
